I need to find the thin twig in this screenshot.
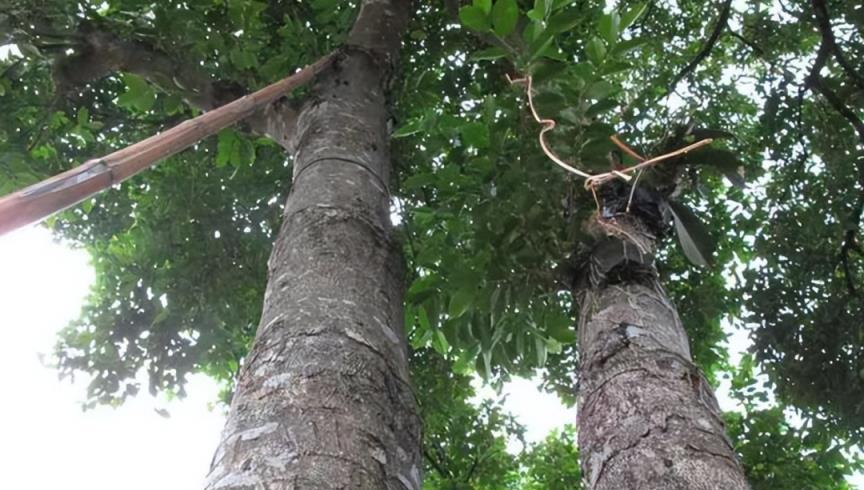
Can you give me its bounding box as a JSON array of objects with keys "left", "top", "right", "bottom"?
[
  {"left": 664, "top": 0, "right": 733, "bottom": 98},
  {"left": 611, "top": 135, "right": 646, "bottom": 161},
  {"left": 584, "top": 138, "right": 714, "bottom": 189},
  {"left": 626, "top": 170, "right": 644, "bottom": 213}
]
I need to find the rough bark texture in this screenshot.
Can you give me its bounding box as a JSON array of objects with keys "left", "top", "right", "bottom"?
[
  {"left": 205, "top": 2, "right": 421, "bottom": 489},
  {"left": 573, "top": 199, "right": 750, "bottom": 489}
]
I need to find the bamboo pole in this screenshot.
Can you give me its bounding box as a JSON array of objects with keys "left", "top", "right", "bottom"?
[{"left": 0, "top": 53, "right": 335, "bottom": 237}]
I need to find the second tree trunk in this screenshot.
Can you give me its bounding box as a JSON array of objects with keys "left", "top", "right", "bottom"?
[{"left": 574, "top": 211, "right": 750, "bottom": 489}]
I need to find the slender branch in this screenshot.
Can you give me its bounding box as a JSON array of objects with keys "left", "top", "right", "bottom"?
[
  {"left": 664, "top": 0, "right": 733, "bottom": 97},
  {"left": 464, "top": 455, "right": 480, "bottom": 482},
  {"left": 808, "top": 77, "right": 864, "bottom": 142},
  {"left": 728, "top": 30, "right": 765, "bottom": 58},
  {"left": 810, "top": 0, "right": 864, "bottom": 92},
  {"left": 838, "top": 159, "right": 864, "bottom": 297},
  {"left": 423, "top": 448, "right": 452, "bottom": 479},
  {"left": 804, "top": 34, "right": 864, "bottom": 297},
  {"left": 806, "top": 41, "right": 864, "bottom": 142}
]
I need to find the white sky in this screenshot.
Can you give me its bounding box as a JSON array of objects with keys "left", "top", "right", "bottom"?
[{"left": 0, "top": 226, "right": 225, "bottom": 490}]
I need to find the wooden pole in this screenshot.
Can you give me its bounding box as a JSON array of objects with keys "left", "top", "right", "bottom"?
[{"left": 0, "top": 53, "right": 334, "bottom": 237}]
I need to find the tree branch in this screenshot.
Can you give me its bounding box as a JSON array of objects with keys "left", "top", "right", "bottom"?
[
  {"left": 810, "top": 0, "right": 864, "bottom": 92},
  {"left": 423, "top": 447, "right": 453, "bottom": 479},
  {"left": 808, "top": 77, "right": 864, "bottom": 142},
  {"left": 46, "top": 25, "right": 301, "bottom": 150},
  {"left": 664, "top": 0, "right": 733, "bottom": 96},
  {"left": 805, "top": 38, "right": 864, "bottom": 297},
  {"left": 806, "top": 40, "right": 864, "bottom": 142}
]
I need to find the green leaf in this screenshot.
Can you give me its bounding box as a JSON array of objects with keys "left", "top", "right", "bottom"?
[
  {"left": 531, "top": 60, "right": 567, "bottom": 83},
  {"left": 601, "top": 60, "right": 633, "bottom": 76},
  {"left": 584, "top": 80, "right": 614, "bottom": 100},
  {"left": 492, "top": 0, "right": 519, "bottom": 37},
  {"left": 448, "top": 289, "right": 473, "bottom": 318},
  {"left": 598, "top": 11, "right": 620, "bottom": 45},
  {"left": 117, "top": 73, "right": 157, "bottom": 112},
  {"left": 547, "top": 7, "right": 580, "bottom": 33},
  {"left": 433, "top": 329, "right": 449, "bottom": 355},
  {"left": 611, "top": 37, "right": 647, "bottom": 55},
  {"left": 403, "top": 172, "right": 436, "bottom": 190},
  {"left": 393, "top": 118, "right": 424, "bottom": 138},
  {"left": 667, "top": 200, "right": 716, "bottom": 267},
  {"left": 545, "top": 310, "right": 575, "bottom": 343},
  {"left": 585, "top": 98, "right": 618, "bottom": 117},
  {"left": 532, "top": 91, "right": 566, "bottom": 115},
  {"left": 461, "top": 122, "right": 490, "bottom": 149},
  {"left": 474, "top": 0, "right": 492, "bottom": 15},
  {"left": 471, "top": 46, "right": 509, "bottom": 61},
  {"left": 81, "top": 198, "right": 95, "bottom": 215},
  {"left": 687, "top": 148, "right": 747, "bottom": 189},
  {"left": 459, "top": 5, "right": 491, "bottom": 32},
  {"left": 534, "top": 0, "right": 552, "bottom": 16},
  {"left": 229, "top": 47, "right": 257, "bottom": 69},
  {"left": 77, "top": 107, "right": 89, "bottom": 126},
  {"left": 527, "top": 32, "right": 555, "bottom": 62},
  {"left": 620, "top": 3, "right": 648, "bottom": 30},
  {"left": 418, "top": 306, "right": 432, "bottom": 332},
  {"left": 216, "top": 129, "right": 256, "bottom": 168},
  {"left": 535, "top": 337, "right": 547, "bottom": 366},
  {"left": 585, "top": 37, "right": 607, "bottom": 65}
]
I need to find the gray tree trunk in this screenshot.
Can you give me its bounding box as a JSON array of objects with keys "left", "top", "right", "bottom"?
[
  {"left": 205, "top": 2, "right": 422, "bottom": 489},
  {"left": 574, "top": 213, "right": 750, "bottom": 489}
]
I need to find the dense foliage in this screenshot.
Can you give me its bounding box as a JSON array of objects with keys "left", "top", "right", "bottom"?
[{"left": 1, "top": 0, "right": 863, "bottom": 487}]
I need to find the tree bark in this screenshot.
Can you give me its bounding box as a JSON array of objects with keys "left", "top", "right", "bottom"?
[
  {"left": 572, "top": 208, "right": 750, "bottom": 489},
  {"left": 205, "top": 2, "right": 422, "bottom": 489}
]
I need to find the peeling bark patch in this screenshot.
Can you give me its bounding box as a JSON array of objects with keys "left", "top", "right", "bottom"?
[
  {"left": 264, "top": 451, "right": 298, "bottom": 471},
  {"left": 210, "top": 472, "right": 261, "bottom": 489},
  {"left": 263, "top": 373, "right": 296, "bottom": 390},
  {"left": 344, "top": 328, "right": 374, "bottom": 349},
  {"left": 371, "top": 446, "right": 388, "bottom": 465},
  {"left": 238, "top": 422, "right": 279, "bottom": 441},
  {"left": 397, "top": 472, "right": 419, "bottom": 490}
]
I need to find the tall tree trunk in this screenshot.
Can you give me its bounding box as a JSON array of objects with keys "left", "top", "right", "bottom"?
[
  {"left": 205, "top": 2, "right": 422, "bottom": 489},
  {"left": 572, "top": 191, "right": 750, "bottom": 489}
]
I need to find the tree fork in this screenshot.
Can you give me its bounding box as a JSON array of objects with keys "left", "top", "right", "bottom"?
[{"left": 0, "top": 54, "right": 334, "bottom": 236}]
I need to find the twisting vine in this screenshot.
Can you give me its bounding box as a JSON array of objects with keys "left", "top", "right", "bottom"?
[{"left": 508, "top": 75, "right": 714, "bottom": 202}]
